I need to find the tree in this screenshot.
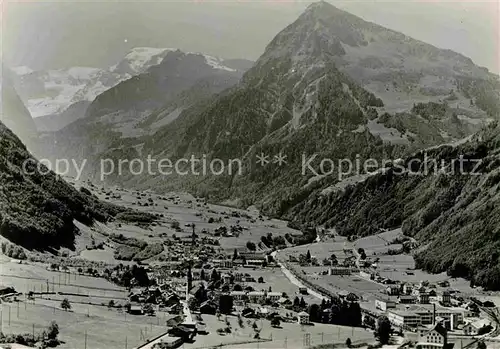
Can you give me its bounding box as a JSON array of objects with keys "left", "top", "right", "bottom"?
[
  {"left": 300, "top": 297, "right": 307, "bottom": 309},
  {"left": 47, "top": 321, "right": 59, "bottom": 340},
  {"left": 200, "top": 269, "right": 206, "bottom": 281},
  {"left": 108, "top": 300, "right": 115, "bottom": 308},
  {"left": 309, "top": 303, "right": 321, "bottom": 322},
  {"left": 233, "top": 249, "right": 239, "bottom": 260},
  {"left": 246, "top": 241, "right": 256, "bottom": 251},
  {"left": 477, "top": 341, "right": 486, "bottom": 349},
  {"left": 306, "top": 250, "right": 311, "bottom": 262},
  {"left": 346, "top": 338, "right": 352, "bottom": 348},
  {"left": 211, "top": 269, "right": 220, "bottom": 282},
  {"left": 376, "top": 316, "right": 392, "bottom": 344},
  {"left": 61, "top": 298, "right": 71, "bottom": 311},
  {"left": 258, "top": 277, "right": 264, "bottom": 283},
  {"left": 271, "top": 317, "right": 281, "bottom": 328},
  {"left": 131, "top": 264, "right": 149, "bottom": 286},
  {"left": 219, "top": 294, "right": 234, "bottom": 315},
  {"left": 293, "top": 297, "right": 300, "bottom": 308}
]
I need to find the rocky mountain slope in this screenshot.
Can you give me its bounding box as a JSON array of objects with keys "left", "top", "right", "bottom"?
[
  {"left": 11, "top": 48, "right": 177, "bottom": 120},
  {"left": 99, "top": 2, "right": 499, "bottom": 206},
  {"left": 0, "top": 67, "right": 38, "bottom": 151},
  {"left": 37, "top": 49, "right": 248, "bottom": 167},
  {"left": 39, "top": 3, "right": 499, "bottom": 209},
  {"left": 12, "top": 47, "right": 249, "bottom": 132},
  {"left": 286, "top": 121, "right": 500, "bottom": 290},
  {"left": 0, "top": 120, "right": 155, "bottom": 251}
]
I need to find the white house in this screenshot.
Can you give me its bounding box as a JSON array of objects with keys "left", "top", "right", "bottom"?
[
  {"left": 297, "top": 311, "right": 309, "bottom": 324},
  {"left": 267, "top": 292, "right": 281, "bottom": 302},
  {"left": 416, "top": 323, "right": 450, "bottom": 349},
  {"left": 247, "top": 291, "right": 266, "bottom": 304},
  {"left": 230, "top": 291, "right": 246, "bottom": 301},
  {"left": 388, "top": 310, "right": 421, "bottom": 328},
  {"left": 437, "top": 291, "right": 451, "bottom": 305},
  {"left": 375, "top": 297, "right": 396, "bottom": 311}
]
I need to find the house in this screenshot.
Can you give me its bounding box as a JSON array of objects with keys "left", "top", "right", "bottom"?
[
  {"left": 388, "top": 310, "right": 421, "bottom": 328},
  {"left": 234, "top": 273, "right": 244, "bottom": 282},
  {"left": 386, "top": 285, "right": 400, "bottom": 296},
  {"left": 167, "top": 324, "right": 196, "bottom": 341},
  {"left": 247, "top": 259, "right": 266, "bottom": 267},
  {"left": 416, "top": 322, "right": 453, "bottom": 349},
  {"left": 297, "top": 311, "right": 310, "bottom": 324},
  {"left": 128, "top": 305, "right": 144, "bottom": 315},
  {"left": 462, "top": 319, "right": 491, "bottom": 336},
  {"left": 152, "top": 337, "right": 183, "bottom": 349},
  {"left": 437, "top": 281, "right": 450, "bottom": 288},
  {"left": 418, "top": 292, "right": 430, "bottom": 304},
  {"left": 407, "top": 304, "right": 464, "bottom": 329},
  {"left": 375, "top": 297, "right": 396, "bottom": 311},
  {"left": 242, "top": 307, "right": 256, "bottom": 318},
  {"left": 166, "top": 303, "right": 183, "bottom": 314},
  {"left": 438, "top": 291, "right": 451, "bottom": 305},
  {"left": 199, "top": 301, "right": 217, "bottom": 315},
  {"left": 346, "top": 292, "right": 360, "bottom": 302},
  {"left": 213, "top": 259, "right": 234, "bottom": 269},
  {"left": 165, "top": 294, "right": 180, "bottom": 306},
  {"left": 359, "top": 271, "right": 376, "bottom": 280},
  {"left": 230, "top": 291, "right": 246, "bottom": 301},
  {"left": 403, "top": 283, "right": 414, "bottom": 295},
  {"left": 267, "top": 292, "right": 282, "bottom": 302},
  {"left": 166, "top": 315, "right": 184, "bottom": 327},
  {"left": 399, "top": 295, "right": 417, "bottom": 304},
  {"left": 462, "top": 322, "right": 481, "bottom": 336},
  {"left": 221, "top": 273, "right": 232, "bottom": 284},
  {"left": 413, "top": 286, "right": 425, "bottom": 295},
  {"left": 256, "top": 307, "right": 270, "bottom": 317},
  {"left": 329, "top": 267, "right": 353, "bottom": 276},
  {"left": 247, "top": 291, "right": 266, "bottom": 304}
]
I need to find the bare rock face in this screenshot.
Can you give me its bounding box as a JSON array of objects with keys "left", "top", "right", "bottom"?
[{"left": 1, "top": 66, "right": 38, "bottom": 151}]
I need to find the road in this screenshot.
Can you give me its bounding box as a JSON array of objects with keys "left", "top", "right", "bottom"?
[{"left": 273, "top": 251, "right": 328, "bottom": 301}]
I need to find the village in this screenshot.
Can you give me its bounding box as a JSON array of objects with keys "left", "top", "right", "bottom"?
[{"left": 0, "top": 184, "right": 499, "bottom": 349}]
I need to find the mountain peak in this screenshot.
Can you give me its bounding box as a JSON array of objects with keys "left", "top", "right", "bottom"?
[{"left": 305, "top": 1, "right": 339, "bottom": 13}]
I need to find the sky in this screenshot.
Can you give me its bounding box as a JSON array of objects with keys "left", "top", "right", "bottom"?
[{"left": 1, "top": 0, "right": 499, "bottom": 73}]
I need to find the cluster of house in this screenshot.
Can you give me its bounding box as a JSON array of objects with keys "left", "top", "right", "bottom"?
[
  {"left": 211, "top": 254, "right": 268, "bottom": 269},
  {"left": 230, "top": 290, "right": 284, "bottom": 304},
  {"left": 375, "top": 293, "right": 490, "bottom": 336}
]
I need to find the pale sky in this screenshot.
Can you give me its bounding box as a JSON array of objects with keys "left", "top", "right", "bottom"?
[{"left": 1, "top": 0, "right": 499, "bottom": 73}]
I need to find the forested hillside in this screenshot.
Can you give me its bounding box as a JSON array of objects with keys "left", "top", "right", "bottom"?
[
  {"left": 0, "top": 121, "right": 152, "bottom": 250},
  {"left": 286, "top": 122, "right": 500, "bottom": 290}
]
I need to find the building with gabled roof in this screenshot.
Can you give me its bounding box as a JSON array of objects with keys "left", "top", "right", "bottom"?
[{"left": 416, "top": 322, "right": 454, "bottom": 349}]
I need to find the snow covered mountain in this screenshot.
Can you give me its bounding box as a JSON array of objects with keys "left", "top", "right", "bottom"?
[
  {"left": 11, "top": 47, "right": 245, "bottom": 131},
  {"left": 37, "top": 49, "right": 248, "bottom": 165}
]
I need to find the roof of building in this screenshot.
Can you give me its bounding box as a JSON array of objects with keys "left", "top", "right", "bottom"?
[
  {"left": 388, "top": 310, "right": 419, "bottom": 317},
  {"left": 230, "top": 291, "right": 246, "bottom": 295},
  {"left": 298, "top": 311, "right": 309, "bottom": 316},
  {"left": 423, "top": 323, "right": 448, "bottom": 338},
  {"left": 376, "top": 296, "right": 396, "bottom": 303}
]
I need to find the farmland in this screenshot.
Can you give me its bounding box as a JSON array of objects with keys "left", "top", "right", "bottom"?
[{"left": 1, "top": 183, "right": 498, "bottom": 349}]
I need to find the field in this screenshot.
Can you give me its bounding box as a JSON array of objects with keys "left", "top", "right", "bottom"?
[
  {"left": 276, "top": 229, "right": 487, "bottom": 308},
  {"left": 233, "top": 267, "right": 319, "bottom": 305},
  {"left": 74, "top": 186, "right": 300, "bottom": 259},
  {"left": 2, "top": 183, "right": 498, "bottom": 349},
  {"left": 0, "top": 298, "right": 171, "bottom": 349}
]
